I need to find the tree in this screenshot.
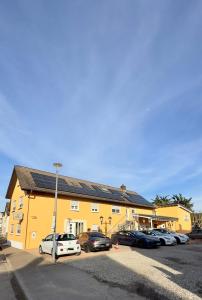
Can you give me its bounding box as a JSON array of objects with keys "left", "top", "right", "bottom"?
[
  {"left": 152, "top": 195, "right": 171, "bottom": 206},
  {"left": 171, "top": 193, "right": 193, "bottom": 211}
]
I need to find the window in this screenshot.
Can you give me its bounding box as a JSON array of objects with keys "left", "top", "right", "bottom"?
[
  {"left": 70, "top": 200, "right": 79, "bottom": 211},
  {"left": 10, "top": 224, "right": 14, "bottom": 234},
  {"left": 91, "top": 203, "right": 99, "bottom": 212},
  {"left": 57, "top": 234, "right": 76, "bottom": 241},
  {"left": 19, "top": 196, "right": 23, "bottom": 208},
  {"left": 91, "top": 224, "right": 99, "bottom": 231},
  {"left": 16, "top": 224, "right": 21, "bottom": 235},
  {"left": 12, "top": 201, "right": 16, "bottom": 212},
  {"left": 112, "top": 206, "right": 120, "bottom": 214},
  {"left": 131, "top": 209, "right": 136, "bottom": 214},
  {"left": 45, "top": 234, "right": 53, "bottom": 241}
]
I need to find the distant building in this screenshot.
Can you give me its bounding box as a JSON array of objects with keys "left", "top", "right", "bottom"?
[{"left": 191, "top": 212, "right": 202, "bottom": 228}]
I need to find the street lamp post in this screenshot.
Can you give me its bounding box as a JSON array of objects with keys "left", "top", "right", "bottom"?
[
  {"left": 52, "top": 162, "right": 62, "bottom": 263},
  {"left": 100, "top": 216, "right": 112, "bottom": 236}
]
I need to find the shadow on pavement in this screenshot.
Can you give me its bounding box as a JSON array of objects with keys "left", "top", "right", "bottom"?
[{"left": 128, "top": 243, "right": 202, "bottom": 298}]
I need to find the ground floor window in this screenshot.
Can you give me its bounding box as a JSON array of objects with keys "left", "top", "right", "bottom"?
[
  {"left": 16, "top": 224, "right": 21, "bottom": 235},
  {"left": 10, "top": 224, "right": 14, "bottom": 234},
  {"left": 91, "top": 224, "right": 99, "bottom": 231}
]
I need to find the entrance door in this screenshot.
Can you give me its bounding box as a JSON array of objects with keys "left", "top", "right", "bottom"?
[
  {"left": 69, "top": 222, "right": 76, "bottom": 235},
  {"left": 66, "top": 221, "right": 84, "bottom": 236}
]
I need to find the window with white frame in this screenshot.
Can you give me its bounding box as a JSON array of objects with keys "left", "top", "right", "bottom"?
[
  {"left": 10, "top": 224, "right": 14, "bottom": 234},
  {"left": 12, "top": 201, "right": 16, "bottom": 211},
  {"left": 91, "top": 203, "right": 99, "bottom": 212},
  {"left": 19, "top": 196, "right": 23, "bottom": 208},
  {"left": 16, "top": 224, "right": 21, "bottom": 235},
  {"left": 70, "top": 200, "right": 79, "bottom": 211},
  {"left": 112, "top": 205, "right": 120, "bottom": 214}
]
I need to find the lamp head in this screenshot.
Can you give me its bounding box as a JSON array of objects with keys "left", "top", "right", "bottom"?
[{"left": 53, "top": 162, "right": 63, "bottom": 169}]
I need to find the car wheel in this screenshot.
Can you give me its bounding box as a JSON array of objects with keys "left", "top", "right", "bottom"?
[
  {"left": 175, "top": 237, "right": 180, "bottom": 244},
  {"left": 84, "top": 244, "right": 91, "bottom": 253},
  {"left": 160, "top": 239, "right": 165, "bottom": 246},
  {"left": 75, "top": 251, "right": 81, "bottom": 256},
  {"left": 39, "top": 246, "right": 44, "bottom": 254},
  {"left": 112, "top": 238, "right": 118, "bottom": 245},
  {"left": 139, "top": 240, "right": 145, "bottom": 248}
]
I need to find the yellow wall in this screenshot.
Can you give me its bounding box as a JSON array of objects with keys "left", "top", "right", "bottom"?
[
  {"left": 156, "top": 206, "right": 191, "bottom": 233},
  {"left": 7, "top": 180, "right": 29, "bottom": 249},
  {"left": 8, "top": 182, "right": 154, "bottom": 249}
]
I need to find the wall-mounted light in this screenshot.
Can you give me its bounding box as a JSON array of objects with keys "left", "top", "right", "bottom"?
[{"left": 100, "top": 216, "right": 104, "bottom": 224}]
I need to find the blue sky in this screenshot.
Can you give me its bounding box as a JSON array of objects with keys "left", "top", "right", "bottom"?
[{"left": 0, "top": 0, "right": 202, "bottom": 211}]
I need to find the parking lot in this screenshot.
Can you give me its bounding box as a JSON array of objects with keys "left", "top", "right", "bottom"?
[{"left": 26, "top": 240, "right": 202, "bottom": 299}]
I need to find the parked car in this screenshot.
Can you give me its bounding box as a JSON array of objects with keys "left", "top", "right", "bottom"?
[
  {"left": 153, "top": 229, "right": 189, "bottom": 244},
  {"left": 111, "top": 230, "right": 161, "bottom": 248},
  {"left": 142, "top": 230, "right": 177, "bottom": 246},
  {"left": 187, "top": 229, "right": 202, "bottom": 239},
  {"left": 78, "top": 232, "right": 112, "bottom": 252},
  {"left": 39, "top": 233, "right": 81, "bottom": 258}
]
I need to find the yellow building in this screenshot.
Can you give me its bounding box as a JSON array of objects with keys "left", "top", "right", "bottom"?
[
  {"left": 155, "top": 204, "right": 192, "bottom": 233},
  {"left": 6, "top": 165, "right": 158, "bottom": 249},
  {"left": 6, "top": 166, "right": 190, "bottom": 249}
]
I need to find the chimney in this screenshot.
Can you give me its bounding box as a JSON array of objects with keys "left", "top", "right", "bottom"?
[{"left": 120, "top": 184, "right": 126, "bottom": 193}]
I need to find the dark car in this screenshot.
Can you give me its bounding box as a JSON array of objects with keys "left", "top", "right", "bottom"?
[
  {"left": 78, "top": 232, "right": 112, "bottom": 252},
  {"left": 187, "top": 229, "right": 202, "bottom": 239},
  {"left": 111, "top": 231, "right": 161, "bottom": 248}
]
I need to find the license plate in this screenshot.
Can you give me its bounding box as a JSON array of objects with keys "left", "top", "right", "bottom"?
[{"left": 67, "top": 248, "right": 74, "bottom": 250}]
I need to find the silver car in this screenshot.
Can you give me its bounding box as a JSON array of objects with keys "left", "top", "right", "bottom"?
[
  {"left": 143, "top": 230, "right": 177, "bottom": 246},
  {"left": 153, "top": 229, "right": 189, "bottom": 244}
]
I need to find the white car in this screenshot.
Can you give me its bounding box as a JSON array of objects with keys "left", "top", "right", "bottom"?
[
  {"left": 144, "top": 230, "right": 177, "bottom": 246},
  {"left": 154, "top": 229, "right": 189, "bottom": 244},
  {"left": 39, "top": 233, "right": 81, "bottom": 258}
]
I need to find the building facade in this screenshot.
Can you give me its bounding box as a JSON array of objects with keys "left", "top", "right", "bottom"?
[
  {"left": 6, "top": 166, "right": 187, "bottom": 249},
  {"left": 6, "top": 166, "right": 159, "bottom": 249},
  {"left": 155, "top": 204, "right": 192, "bottom": 233},
  {"left": 191, "top": 212, "right": 202, "bottom": 229}
]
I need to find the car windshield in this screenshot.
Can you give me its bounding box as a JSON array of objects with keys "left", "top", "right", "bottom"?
[
  {"left": 56, "top": 234, "right": 76, "bottom": 241},
  {"left": 131, "top": 231, "right": 145, "bottom": 237},
  {"left": 152, "top": 231, "right": 163, "bottom": 236}
]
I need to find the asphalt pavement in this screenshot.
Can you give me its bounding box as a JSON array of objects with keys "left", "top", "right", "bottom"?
[{"left": 2, "top": 242, "right": 202, "bottom": 300}]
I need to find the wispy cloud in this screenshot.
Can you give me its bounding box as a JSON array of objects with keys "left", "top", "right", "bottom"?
[{"left": 0, "top": 1, "right": 202, "bottom": 210}]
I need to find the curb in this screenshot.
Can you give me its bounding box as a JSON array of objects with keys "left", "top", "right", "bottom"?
[{"left": 5, "top": 254, "right": 32, "bottom": 300}]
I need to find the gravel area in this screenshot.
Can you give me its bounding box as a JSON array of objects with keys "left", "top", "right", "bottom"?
[{"left": 66, "top": 243, "right": 202, "bottom": 300}]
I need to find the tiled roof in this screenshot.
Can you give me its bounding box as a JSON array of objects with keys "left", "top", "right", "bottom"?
[{"left": 6, "top": 165, "right": 154, "bottom": 208}]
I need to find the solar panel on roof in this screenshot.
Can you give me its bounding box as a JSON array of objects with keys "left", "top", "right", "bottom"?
[
  {"left": 125, "top": 193, "right": 152, "bottom": 206},
  {"left": 30, "top": 172, "right": 151, "bottom": 205},
  {"left": 79, "top": 182, "right": 93, "bottom": 190}
]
